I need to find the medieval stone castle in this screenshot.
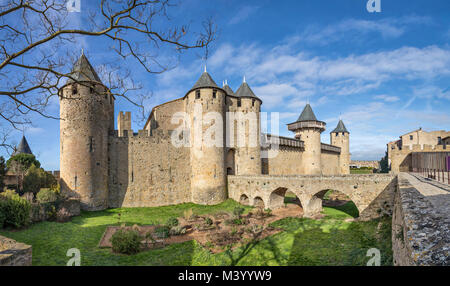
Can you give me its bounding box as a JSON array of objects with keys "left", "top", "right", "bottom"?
[{"left": 59, "top": 53, "right": 351, "bottom": 211}]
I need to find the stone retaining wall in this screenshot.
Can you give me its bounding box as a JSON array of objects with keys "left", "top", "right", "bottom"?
[
  {"left": 0, "top": 235, "right": 32, "bottom": 266},
  {"left": 392, "top": 173, "right": 449, "bottom": 265}
]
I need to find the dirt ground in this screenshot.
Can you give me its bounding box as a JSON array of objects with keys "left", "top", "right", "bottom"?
[{"left": 99, "top": 203, "right": 305, "bottom": 253}]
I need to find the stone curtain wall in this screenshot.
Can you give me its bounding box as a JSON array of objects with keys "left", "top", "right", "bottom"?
[
  {"left": 320, "top": 152, "right": 340, "bottom": 175},
  {"left": 265, "top": 147, "right": 304, "bottom": 175},
  {"left": 108, "top": 129, "right": 191, "bottom": 208},
  {"left": 392, "top": 173, "right": 449, "bottom": 266},
  {"left": 350, "top": 160, "right": 380, "bottom": 169},
  {"left": 228, "top": 174, "right": 396, "bottom": 220},
  {"left": 0, "top": 235, "right": 32, "bottom": 266}
]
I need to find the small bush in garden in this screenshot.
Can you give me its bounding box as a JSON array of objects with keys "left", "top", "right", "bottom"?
[
  {"left": 169, "top": 225, "right": 186, "bottom": 236},
  {"left": 153, "top": 226, "right": 170, "bottom": 239},
  {"left": 36, "top": 188, "right": 59, "bottom": 204},
  {"left": 0, "top": 204, "right": 5, "bottom": 228},
  {"left": 166, "top": 217, "right": 179, "bottom": 227},
  {"left": 204, "top": 217, "right": 213, "bottom": 226},
  {"left": 0, "top": 191, "right": 31, "bottom": 228},
  {"left": 233, "top": 206, "right": 245, "bottom": 218},
  {"left": 111, "top": 229, "right": 142, "bottom": 255}
]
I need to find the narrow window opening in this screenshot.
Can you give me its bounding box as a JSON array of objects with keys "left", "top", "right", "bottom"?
[
  {"left": 72, "top": 87, "right": 77, "bottom": 94},
  {"left": 196, "top": 90, "right": 200, "bottom": 99},
  {"left": 237, "top": 99, "right": 241, "bottom": 107},
  {"left": 213, "top": 89, "right": 217, "bottom": 99},
  {"left": 89, "top": 136, "right": 94, "bottom": 152}
]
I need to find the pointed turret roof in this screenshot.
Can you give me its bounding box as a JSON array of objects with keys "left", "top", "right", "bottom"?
[
  {"left": 12, "top": 136, "right": 32, "bottom": 156},
  {"left": 235, "top": 77, "right": 260, "bottom": 100},
  {"left": 222, "top": 80, "right": 234, "bottom": 96},
  {"left": 331, "top": 119, "right": 349, "bottom": 133},
  {"left": 297, "top": 104, "right": 317, "bottom": 122},
  {"left": 67, "top": 52, "right": 102, "bottom": 84},
  {"left": 191, "top": 68, "right": 219, "bottom": 90}
]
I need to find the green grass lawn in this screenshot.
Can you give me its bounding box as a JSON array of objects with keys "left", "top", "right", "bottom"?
[
  {"left": 350, "top": 169, "right": 374, "bottom": 174},
  {"left": 0, "top": 199, "right": 392, "bottom": 266}
]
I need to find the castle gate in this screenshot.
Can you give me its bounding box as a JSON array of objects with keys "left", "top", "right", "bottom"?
[{"left": 227, "top": 174, "right": 397, "bottom": 220}]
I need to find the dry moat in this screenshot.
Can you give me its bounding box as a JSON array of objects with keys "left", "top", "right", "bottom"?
[{"left": 0, "top": 190, "right": 393, "bottom": 266}]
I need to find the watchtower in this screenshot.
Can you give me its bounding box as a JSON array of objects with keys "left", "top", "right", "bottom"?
[
  {"left": 330, "top": 119, "right": 350, "bottom": 174},
  {"left": 287, "top": 104, "right": 325, "bottom": 175},
  {"left": 233, "top": 77, "right": 262, "bottom": 175},
  {"left": 186, "top": 68, "right": 227, "bottom": 205},
  {"left": 58, "top": 52, "right": 114, "bottom": 210}
]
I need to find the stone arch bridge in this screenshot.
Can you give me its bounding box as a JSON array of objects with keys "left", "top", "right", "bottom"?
[{"left": 227, "top": 174, "right": 397, "bottom": 220}]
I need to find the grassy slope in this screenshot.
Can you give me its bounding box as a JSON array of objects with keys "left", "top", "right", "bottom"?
[{"left": 0, "top": 199, "right": 392, "bottom": 266}]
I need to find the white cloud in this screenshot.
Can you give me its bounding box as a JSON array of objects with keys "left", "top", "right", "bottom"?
[
  {"left": 228, "top": 5, "right": 260, "bottom": 25},
  {"left": 300, "top": 16, "right": 434, "bottom": 46},
  {"left": 374, "top": 94, "right": 400, "bottom": 102}
]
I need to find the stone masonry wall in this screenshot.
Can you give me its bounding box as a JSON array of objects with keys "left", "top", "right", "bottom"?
[
  {"left": 0, "top": 235, "right": 32, "bottom": 266},
  {"left": 108, "top": 129, "right": 191, "bottom": 208},
  {"left": 320, "top": 152, "right": 340, "bottom": 175},
  {"left": 392, "top": 173, "right": 449, "bottom": 266},
  {"left": 265, "top": 146, "right": 303, "bottom": 175}
]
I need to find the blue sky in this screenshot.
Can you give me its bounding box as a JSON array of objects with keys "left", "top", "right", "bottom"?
[{"left": 3, "top": 0, "right": 450, "bottom": 170}]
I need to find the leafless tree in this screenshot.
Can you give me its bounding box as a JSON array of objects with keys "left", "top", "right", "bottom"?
[{"left": 0, "top": 0, "right": 216, "bottom": 153}]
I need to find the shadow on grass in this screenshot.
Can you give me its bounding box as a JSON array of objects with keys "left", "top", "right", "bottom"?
[
  {"left": 286, "top": 218, "right": 392, "bottom": 266},
  {"left": 324, "top": 201, "right": 360, "bottom": 218}
]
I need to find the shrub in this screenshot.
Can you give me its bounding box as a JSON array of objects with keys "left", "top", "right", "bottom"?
[
  {"left": 0, "top": 191, "right": 31, "bottom": 228},
  {"left": 111, "top": 229, "right": 142, "bottom": 255},
  {"left": 0, "top": 206, "right": 5, "bottom": 228},
  {"left": 233, "top": 206, "right": 245, "bottom": 218},
  {"left": 166, "top": 217, "right": 179, "bottom": 227},
  {"left": 6, "top": 153, "right": 41, "bottom": 170},
  {"left": 169, "top": 225, "right": 186, "bottom": 236},
  {"left": 36, "top": 188, "right": 59, "bottom": 203},
  {"left": 23, "top": 165, "right": 57, "bottom": 194},
  {"left": 204, "top": 217, "right": 213, "bottom": 226},
  {"left": 153, "top": 226, "right": 170, "bottom": 239}
]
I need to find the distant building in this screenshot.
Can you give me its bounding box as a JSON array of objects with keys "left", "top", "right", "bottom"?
[
  {"left": 350, "top": 160, "right": 380, "bottom": 169},
  {"left": 3, "top": 136, "right": 33, "bottom": 188},
  {"left": 387, "top": 128, "right": 450, "bottom": 173}
]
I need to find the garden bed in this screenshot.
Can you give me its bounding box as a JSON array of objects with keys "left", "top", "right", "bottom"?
[{"left": 98, "top": 203, "right": 304, "bottom": 254}]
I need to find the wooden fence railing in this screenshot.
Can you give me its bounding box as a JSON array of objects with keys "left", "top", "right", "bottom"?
[{"left": 411, "top": 152, "right": 450, "bottom": 184}]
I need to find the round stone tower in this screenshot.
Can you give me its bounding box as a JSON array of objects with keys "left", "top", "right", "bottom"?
[
  {"left": 58, "top": 52, "right": 114, "bottom": 210},
  {"left": 330, "top": 119, "right": 350, "bottom": 174},
  {"left": 233, "top": 77, "right": 262, "bottom": 175},
  {"left": 186, "top": 68, "right": 227, "bottom": 205},
  {"left": 287, "top": 104, "right": 325, "bottom": 175}
]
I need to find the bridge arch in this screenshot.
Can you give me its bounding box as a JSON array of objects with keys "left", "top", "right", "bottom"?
[
  {"left": 253, "top": 196, "right": 265, "bottom": 209},
  {"left": 306, "top": 189, "right": 360, "bottom": 218},
  {"left": 239, "top": 194, "right": 249, "bottom": 205}
]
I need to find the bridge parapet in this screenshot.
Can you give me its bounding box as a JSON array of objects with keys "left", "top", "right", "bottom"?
[
  {"left": 227, "top": 174, "right": 397, "bottom": 220},
  {"left": 392, "top": 173, "right": 449, "bottom": 266}
]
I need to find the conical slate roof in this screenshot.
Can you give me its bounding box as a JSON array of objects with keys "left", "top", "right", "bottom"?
[
  {"left": 12, "top": 136, "right": 32, "bottom": 156},
  {"left": 222, "top": 80, "right": 234, "bottom": 96},
  {"left": 235, "top": 79, "right": 259, "bottom": 99},
  {"left": 191, "top": 70, "right": 219, "bottom": 90},
  {"left": 297, "top": 104, "right": 318, "bottom": 122},
  {"left": 331, "top": 119, "right": 349, "bottom": 133},
  {"left": 67, "top": 52, "right": 102, "bottom": 84}
]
